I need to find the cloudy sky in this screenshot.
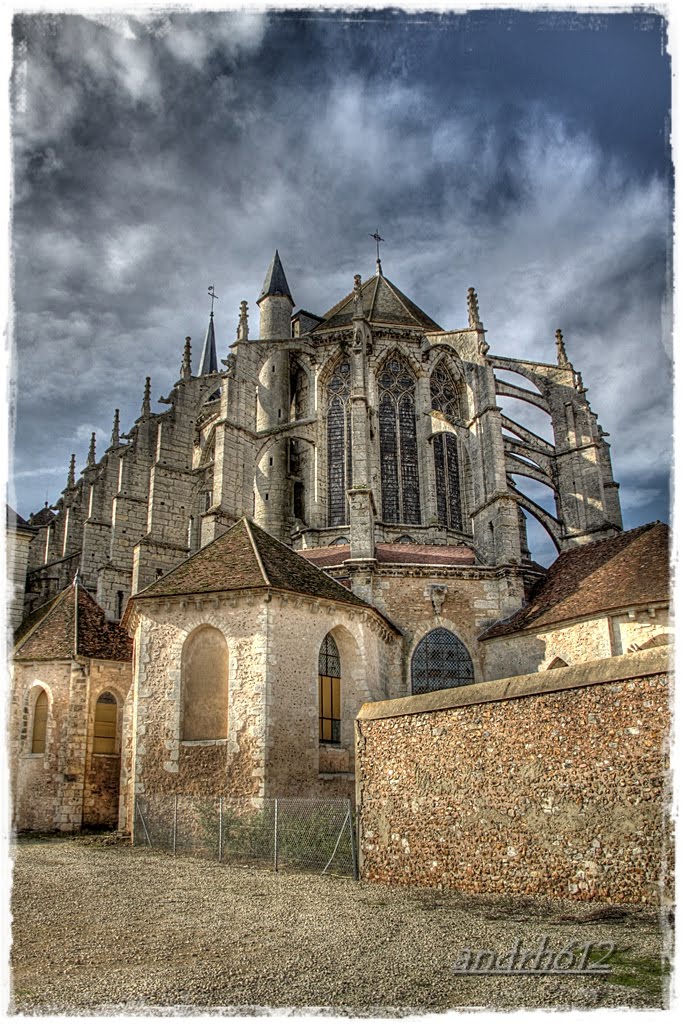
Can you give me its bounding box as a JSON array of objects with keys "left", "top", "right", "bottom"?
[{"left": 7, "top": 2, "right": 672, "bottom": 565}]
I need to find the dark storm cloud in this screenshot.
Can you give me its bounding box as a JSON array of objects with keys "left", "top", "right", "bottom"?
[{"left": 9, "top": 7, "right": 671, "bottom": 565}]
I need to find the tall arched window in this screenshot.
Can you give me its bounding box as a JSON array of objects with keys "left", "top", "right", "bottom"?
[
  {"left": 319, "top": 633, "right": 341, "bottom": 745},
  {"left": 327, "top": 361, "right": 352, "bottom": 526},
  {"left": 430, "top": 362, "right": 463, "bottom": 422},
  {"left": 433, "top": 433, "right": 463, "bottom": 530},
  {"left": 31, "top": 689, "right": 48, "bottom": 754},
  {"left": 93, "top": 691, "right": 118, "bottom": 754},
  {"left": 411, "top": 628, "right": 474, "bottom": 694},
  {"left": 182, "top": 626, "right": 229, "bottom": 741},
  {"left": 378, "top": 355, "right": 421, "bottom": 524}
]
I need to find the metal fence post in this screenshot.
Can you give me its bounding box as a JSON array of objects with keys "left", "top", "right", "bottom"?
[
  {"left": 173, "top": 794, "right": 178, "bottom": 856},
  {"left": 349, "top": 799, "right": 359, "bottom": 881},
  {"left": 273, "top": 798, "right": 279, "bottom": 872},
  {"left": 218, "top": 796, "right": 223, "bottom": 863}
]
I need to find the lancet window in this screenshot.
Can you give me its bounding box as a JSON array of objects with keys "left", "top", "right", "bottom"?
[
  {"left": 327, "top": 361, "right": 352, "bottom": 527},
  {"left": 378, "top": 356, "right": 421, "bottom": 524}
]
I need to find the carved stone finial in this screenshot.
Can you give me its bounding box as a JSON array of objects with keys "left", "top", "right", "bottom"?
[
  {"left": 555, "top": 328, "right": 569, "bottom": 367},
  {"left": 67, "top": 453, "right": 76, "bottom": 488},
  {"left": 142, "top": 376, "right": 151, "bottom": 417},
  {"left": 237, "top": 300, "right": 249, "bottom": 342},
  {"left": 110, "top": 409, "right": 120, "bottom": 448},
  {"left": 181, "top": 336, "right": 192, "bottom": 380},
  {"left": 353, "top": 274, "right": 363, "bottom": 317},
  {"left": 574, "top": 370, "right": 587, "bottom": 394},
  {"left": 87, "top": 432, "right": 96, "bottom": 468},
  {"left": 467, "top": 287, "right": 483, "bottom": 329}
]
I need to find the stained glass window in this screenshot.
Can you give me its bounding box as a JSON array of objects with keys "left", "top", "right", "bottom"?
[
  {"left": 430, "top": 362, "right": 462, "bottom": 422},
  {"left": 319, "top": 633, "right": 341, "bottom": 745},
  {"left": 327, "top": 361, "right": 352, "bottom": 526},
  {"left": 433, "top": 433, "right": 463, "bottom": 530},
  {"left": 411, "top": 628, "right": 474, "bottom": 694},
  {"left": 31, "top": 689, "right": 48, "bottom": 754},
  {"left": 378, "top": 356, "right": 421, "bottom": 524}
]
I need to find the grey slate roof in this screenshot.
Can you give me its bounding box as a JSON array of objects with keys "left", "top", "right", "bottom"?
[
  {"left": 258, "top": 250, "right": 293, "bottom": 305},
  {"left": 314, "top": 273, "right": 442, "bottom": 332},
  {"left": 198, "top": 313, "right": 218, "bottom": 376}
]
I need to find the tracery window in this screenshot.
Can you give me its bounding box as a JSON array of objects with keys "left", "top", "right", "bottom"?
[
  {"left": 93, "top": 691, "right": 118, "bottom": 754},
  {"left": 318, "top": 633, "right": 341, "bottom": 745},
  {"left": 433, "top": 433, "right": 463, "bottom": 530},
  {"left": 411, "top": 628, "right": 474, "bottom": 694},
  {"left": 430, "top": 362, "right": 463, "bottom": 422},
  {"left": 31, "top": 689, "right": 48, "bottom": 754},
  {"left": 327, "top": 361, "right": 352, "bottom": 527},
  {"left": 378, "top": 355, "right": 421, "bottom": 524}
]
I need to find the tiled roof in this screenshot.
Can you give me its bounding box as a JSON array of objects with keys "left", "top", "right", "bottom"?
[
  {"left": 14, "top": 585, "right": 133, "bottom": 662},
  {"left": 300, "top": 543, "right": 476, "bottom": 569},
  {"left": 28, "top": 503, "right": 56, "bottom": 527},
  {"left": 479, "top": 522, "right": 669, "bottom": 640},
  {"left": 314, "top": 274, "right": 442, "bottom": 332},
  {"left": 131, "top": 518, "right": 373, "bottom": 613}
]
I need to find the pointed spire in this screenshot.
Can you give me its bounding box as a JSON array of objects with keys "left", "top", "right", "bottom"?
[
  {"left": 555, "top": 328, "right": 569, "bottom": 367},
  {"left": 142, "top": 376, "right": 151, "bottom": 418},
  {"left": 181, "top": 336, "right": 192, "bottom": 379},
  {"left": 87, "top": 432, "right": 96, "bottom": 468},
  {"left": 198, "top": 313, "right": 218, "bottom": 376},
  {"left": 467, "top": 287, "right": 483, "bottom": 330},
  {"left": 109, "top": 409, "right": 120, "bottom": 448},
  {"left": 67, "top": 453, "right": 76, "bottom": 488},
  {"left": 237, "top": 300, "right": 249, "bottom": 341},
  {"left": 257, "top": 249, "right": 293, "bottom": 305}
]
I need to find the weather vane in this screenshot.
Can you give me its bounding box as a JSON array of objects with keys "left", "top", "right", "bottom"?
[
  {"left": 370, "top": 230, "right": 384, "bottom": 262},
  {"left": 208, "top": 284, "right": 219, "bottom": 316}
]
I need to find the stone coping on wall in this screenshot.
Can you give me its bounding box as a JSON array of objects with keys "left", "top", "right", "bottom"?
[{"left": 356, "top": 647, "right": 671, "bottom": 723}]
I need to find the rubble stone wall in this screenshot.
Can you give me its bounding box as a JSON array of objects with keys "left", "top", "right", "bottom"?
[{"left": 356, "top": 648, "right": 671, "bottom": 904}]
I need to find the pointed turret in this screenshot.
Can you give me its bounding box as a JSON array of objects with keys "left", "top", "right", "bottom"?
[
  {"left": 237, "top": 300, "right": 249, "bottom": 342},
  {"left": 555, "top": 328, "right": 570, "bottom": 368},
  {"left": 109, "top": 409, "right": 120, "bottom": 449},
  {"left": 86, "top": 432, "right": 96, "bottom": 468},
  {"left": 257, "top": 250, "right": 294, "bottom": 339},
  {"left": 467, "top": 287, "right": 483, "bottom": 330},
  {"left": 141, "top": 376, "right": 151, "bottom": 418},
  {"left": 180, "top": 336, "right": 192, "bottom": 380},
  {"left": 198, "top": 314, "right": 218, "bottom": 376},
  {"left": 67, "top": 453, "right": 76, "bottom": 489}
]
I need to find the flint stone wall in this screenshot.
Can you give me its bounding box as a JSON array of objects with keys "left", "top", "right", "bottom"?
[{"left": 356, "top": 648, "right": 671, "bottom": 904}]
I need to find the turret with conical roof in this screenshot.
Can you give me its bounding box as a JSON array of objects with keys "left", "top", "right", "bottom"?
[{"left": 257, "top": 250, "right": 294, "bottom": 339}]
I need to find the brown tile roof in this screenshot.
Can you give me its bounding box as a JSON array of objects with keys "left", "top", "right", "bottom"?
[
  {"left": 14, "top": 585, "right": 132, "bottom": 662},
  {"left": 313, "top": 274, "right": 442, "bottom": 332},
  {"left": 479, "top": 522, "right": 670, "bottom": 640},
  {"left": 300, "top": 542, "right": 476, "bottom": 569},
  {"left": 130, "top": 518, "right": 374, "bottom": 613}
]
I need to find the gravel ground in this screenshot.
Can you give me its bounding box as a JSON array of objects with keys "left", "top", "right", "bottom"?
[{"left": 9, "top": 833, "right": 671, "bottom": 1015}]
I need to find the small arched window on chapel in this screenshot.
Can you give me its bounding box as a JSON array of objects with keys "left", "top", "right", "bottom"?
[
  {"left": 31, "top": 689, "right": 48, "bottom": 754},
  {"left": 319, "top": 633, "right": 341, "bottom": 745},
  {"left": 93, "top": 692, "right": 118, "bottom": 754},
  {"left": 411, "top": 628, "right": 474, "bottom": 695},
  {"left": 181, "top": 626, "right": 229, "bottom": 741}
]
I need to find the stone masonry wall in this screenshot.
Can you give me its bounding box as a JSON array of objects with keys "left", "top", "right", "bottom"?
[{"left": 356, "top": 649, "right": 671, "bottom": 904}]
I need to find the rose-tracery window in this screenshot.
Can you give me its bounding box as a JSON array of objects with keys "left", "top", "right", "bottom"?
[
  {"left": 378, "top": 355, "right": 421, "bottom": 524},
  {"left": 327, "top": 361, "right": 352, "bottom": 527}
]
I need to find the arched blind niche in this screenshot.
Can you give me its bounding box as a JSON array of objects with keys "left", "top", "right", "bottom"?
[
  {"left": 411, "top": 628, "right": 474, "bottom": 695},
  {"left": 182, "top": 626, "right": 229, "bottom": 741},
  {"left": 378, "top": 356, "right": 421, "bottom": 524},
  {"left": 327, "top": 361, "right": 352, "bottom": 526}
]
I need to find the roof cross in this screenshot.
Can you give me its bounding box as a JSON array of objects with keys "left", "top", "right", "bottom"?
[
  {"left": 208, "top": 284, "right": 219, "bottom": 316},
  {"left": 370, "top": 229, "right": 384, "bottom": 262}
]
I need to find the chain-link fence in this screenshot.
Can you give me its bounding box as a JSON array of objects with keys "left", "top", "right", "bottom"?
[{"left": 134, "top": 795, "right": 357, "bottom": 878}]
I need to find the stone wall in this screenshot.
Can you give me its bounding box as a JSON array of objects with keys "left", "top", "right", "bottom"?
[
  {"left": 481, "top": 606, "right": 670, "bottom": 680},
  {"left": 356, "top": 648, "right": 671, "bottom": 904}
]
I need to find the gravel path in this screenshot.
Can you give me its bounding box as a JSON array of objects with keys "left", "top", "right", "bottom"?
[{"left": 10, "top": 834, "right": 670, "bottom": 1015}]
